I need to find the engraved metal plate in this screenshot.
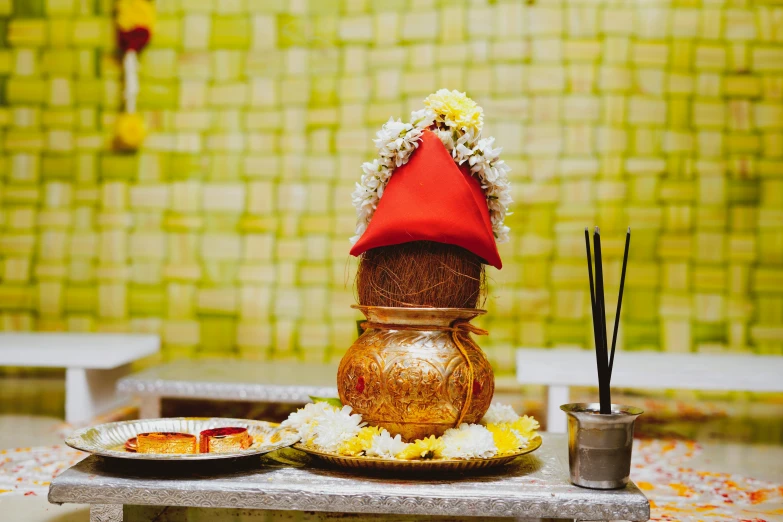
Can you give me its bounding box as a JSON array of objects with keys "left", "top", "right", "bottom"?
[{"left": 66, "top": 417, "right": 298, "bottom": 461}]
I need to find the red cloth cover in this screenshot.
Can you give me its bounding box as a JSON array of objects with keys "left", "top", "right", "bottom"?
[{"left": 350, "top": 130, "right": 502, "bottom": 269}]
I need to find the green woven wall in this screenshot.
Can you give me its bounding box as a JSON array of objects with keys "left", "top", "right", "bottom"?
[{"left": 1, "top": 0, "right": 782, "bottom": 374}]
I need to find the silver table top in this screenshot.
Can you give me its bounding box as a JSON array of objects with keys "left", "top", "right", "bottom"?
[
  {"left": 48, "top": 433, "right": 650, "bottom": 520},
  {"left": 117, "top": 359, "right": 339, "bottom": 404}
]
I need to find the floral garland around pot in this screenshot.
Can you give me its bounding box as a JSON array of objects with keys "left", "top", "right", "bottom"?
[
  {"left": 282, "top": 402, "right": 539, "bottom": 460},
  {"left": 114, "top": 0, "right": 155, "bottom": 150},
  {"left": 351, "top": 89, "right": 513, "bottom": 245}
]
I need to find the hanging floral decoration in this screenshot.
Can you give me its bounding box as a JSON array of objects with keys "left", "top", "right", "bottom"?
[
  {"left": 351, "top": 89, "right": 513, "bottom": 245},
  {"left": 114, "top": 0, "right": 155, "bottom": 150},
  {"left": 281, "top": 402, "right": 539, "bottom": 460}
]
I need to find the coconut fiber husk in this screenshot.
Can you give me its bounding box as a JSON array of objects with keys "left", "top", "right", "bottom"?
[{"left": 356, "top": 241, "right": 486, "bottom": 309}]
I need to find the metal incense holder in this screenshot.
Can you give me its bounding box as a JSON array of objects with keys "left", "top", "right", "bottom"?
[{"left": 560, "top": 403, "right": 643, "bottom": 490}]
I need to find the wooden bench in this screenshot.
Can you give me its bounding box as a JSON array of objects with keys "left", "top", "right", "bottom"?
[
  {"left": 516, "top": 348, "right": 783, "bottom": 433},
  {"left": 0, "top": 333, "right": 159, "bottom": 425}
]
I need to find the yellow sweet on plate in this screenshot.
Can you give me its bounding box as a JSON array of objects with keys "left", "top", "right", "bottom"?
[
  {"left": 136, "top": 432, "right": 197, "bottom": 454},
  {"left": 199, "top": 427, "right": 252, "bottom": 453}
]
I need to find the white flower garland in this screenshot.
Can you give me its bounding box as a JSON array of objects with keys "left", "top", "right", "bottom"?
[{"left": 350, "top": 90, "right": 512, "bottom": 248}]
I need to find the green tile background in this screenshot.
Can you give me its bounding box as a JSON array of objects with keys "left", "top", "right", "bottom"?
[{"left": 0, "top": 0, "right": 782, "bottom": 380}]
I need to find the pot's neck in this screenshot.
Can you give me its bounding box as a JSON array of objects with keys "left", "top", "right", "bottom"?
[{"left": 354, "top": 305, "right": 486, "bottom": 327}]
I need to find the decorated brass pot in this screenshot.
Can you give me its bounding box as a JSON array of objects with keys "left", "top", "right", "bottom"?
[{"left": 337, "top": 306, "right": 494, "bottom": 441}]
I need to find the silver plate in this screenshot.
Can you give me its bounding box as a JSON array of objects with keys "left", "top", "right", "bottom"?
[{"left": 65, "top": 417, "right": 299, "bottom": 461}]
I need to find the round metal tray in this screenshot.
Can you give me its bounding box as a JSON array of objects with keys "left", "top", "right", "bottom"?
[
  {"left": 294, "top": 434, "right": 542, "bottom": 472},
  {"left": 66, "top": 417, "right": 298, "bottom": 461}
]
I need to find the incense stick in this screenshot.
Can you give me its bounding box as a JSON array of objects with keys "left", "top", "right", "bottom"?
[
  {"left": 593, "top": 227, "right": 611, "bottom": 414},
  {"left": 608, "top": 228, "right": 631, "bottom": 379},
  {"left": 584, "top": 228, "right": 604, "bottom": 403}
]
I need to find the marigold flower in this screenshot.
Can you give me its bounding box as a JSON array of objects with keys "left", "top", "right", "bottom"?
[
  {"left": 398, "top": 436, "right": 445, "bottom": 460},
  {"left": 510, "top": 416, "right": 540, "bottom": 438},
  {"left": 114, "top": 112, "right": 146, "bottom": 150},
  {"left": 337, "top": 426, "right": 383, "bottom": 457},
  {"left": 116, "top": 0, "right": 156, "bottom": 32},
  {"left": 423, "top": 89, "right": 484, "bottom": 135},
  {"left": 486, "top": 423, "right": 527, "bottom": 455}
]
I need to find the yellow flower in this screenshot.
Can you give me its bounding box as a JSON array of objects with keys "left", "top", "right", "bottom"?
[
  {"left": 397, "top": 436, "right": 445, "bottom": 460},
  {"left": 114, "top": 112, "right": 146, "bottom": 150},
  {"left": 116, "top": 0, "right": 156, "bottom": 32},
  {"left": 423, "top": 89, "right": 484, "bottom": 135},
  {"left": 337, "top": 426, "right": 383, "bottom": 456},
  {"left": 510, "top": 416, "right": 540, "bottom": 438},
  {"left": 486, "top": 423, "right": 524, "bottom": 455}
]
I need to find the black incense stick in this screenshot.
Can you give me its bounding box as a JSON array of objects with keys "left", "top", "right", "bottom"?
[
  {"left": 594, "top": 228, "right": 611, "bottom": 414},
  {"left": 584, "top": 229, "right": 604, "bottom": 401},
  {"left": 608, "top": 228, "right": 631, "bottom": 378}
]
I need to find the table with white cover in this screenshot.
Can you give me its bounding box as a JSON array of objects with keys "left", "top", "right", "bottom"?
[{"left": 48, "top": 433, "right": 650, "bottom": 522}]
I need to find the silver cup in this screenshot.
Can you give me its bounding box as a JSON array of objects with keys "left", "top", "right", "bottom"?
[{"left": 560, "top": 403, "right": 643, "bottom": 489}]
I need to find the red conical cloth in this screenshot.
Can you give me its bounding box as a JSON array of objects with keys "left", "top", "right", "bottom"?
[{"left": 350, "top": 130, "right": 502, "bottom": 269}]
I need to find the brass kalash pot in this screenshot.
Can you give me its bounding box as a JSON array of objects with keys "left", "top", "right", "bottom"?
[{"left": 337, "top": 305, "right": 495, "bottom": 442}]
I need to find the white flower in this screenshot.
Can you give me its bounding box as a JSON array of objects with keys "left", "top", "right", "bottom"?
[
  {"left": 440, "top": 423, "right": 497, "bottom": 459},
  {"left": 373, "top": 117, "right": 423, "bottom": 168},
  {"left": 280, "top": 402, "right": 337, "bottom": 440},
  {"left": 350, "top": 158, "right": 394, "bottom": 244},
  {"left": 481, "top": 403, "right": 520, "bottom": 425},
  {"left": 307, "top": 405, "right": 366, "bottom": 453},
  {"left": 434, "top": 128, "right": 455, "bottom": 151},
  {"left": 365, "top": 429, "right": 409, "bottom": 459},
  {"left": 457, "top": 135, "right": 513, "bottom": 244},
  {"left": 410, "top": 108, "right": 436, "bottom": 129},
  {"left": 454, "top": 143, "right": 473, "bottom": 161},
  {"left": 453, "top": 128, "right": 479, "bottom": 158},
  {"left": 494, "top": 225, "right": 511, "bottom": 244}
]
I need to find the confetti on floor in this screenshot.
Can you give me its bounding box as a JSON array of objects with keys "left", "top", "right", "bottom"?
[
  {"left": 0, "top": 445, "right": 86, "bottom": 497},
  {"left": 632, "top": 438, "right": 783, "bottom": 522}
]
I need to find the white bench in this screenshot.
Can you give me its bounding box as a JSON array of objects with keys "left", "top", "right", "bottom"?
[
  {"left": 516, "top": 348, "right": 783, "bottom": 433},
  {"left": 118, "top": 359, "right": 340, "bottom": 418},
  {"left": 0, "top": 333, "right": 159, "bottom": 425},
  {"left": 118, "top": 360, "right": 525, "bottom": 419}
]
